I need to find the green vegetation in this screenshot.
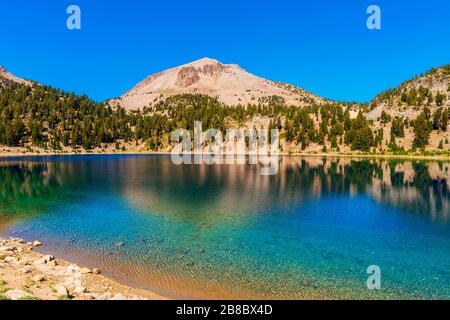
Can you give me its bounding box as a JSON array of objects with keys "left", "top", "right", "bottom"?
[
  {"left": 432, "top": 107, "right": 449, "bottom": 131},
  {"left": 19, "top": 296, "right": 40, "bottom": 300},
  {"left": 435, "top": 92, "right": 446, "bottom": 106},
  {"left": 391, "top": 117, "right": 405, "bottom": 139},
  {"left": 0, "top": 287, "right": 11, "bottom": 300},
  {"left": 345, "top": 112, "right": 374, "bottom": 151},
  {"left": 400, "top": 86, "right": 431, "bottom": 106},
  {"left": 413, "top": 110, "right": 432, "bottom": 150},
  {"left": 0, "top": 74, "right": 448, "bottom": 154}
]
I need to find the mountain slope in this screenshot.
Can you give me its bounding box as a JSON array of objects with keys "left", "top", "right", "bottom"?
[
  {"left": 366, "top": 65, "right": 450, "bottom": 120},
  {"left": 0, "top": 61, "right": 448, "bottom": 155},
  {"left": 113, "top": 57, "right": 330, "bottom": 110},
  {"left": 0, "top": 66, "right": 32, "bottom": 86}
]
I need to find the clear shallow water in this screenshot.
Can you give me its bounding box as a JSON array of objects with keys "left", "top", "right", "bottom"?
[{"left": 0, "top": 155, "right": 449, "bottom": 299}]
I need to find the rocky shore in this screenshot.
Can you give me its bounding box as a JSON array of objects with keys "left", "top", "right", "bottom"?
[{"left": 0, "top": 237, "right": 166, "bottom": 300}]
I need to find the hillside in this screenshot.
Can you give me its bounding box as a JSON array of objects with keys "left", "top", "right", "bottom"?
[
  {"left": 0, "top": 62, "right": 448, "bottom": 156},
  {"left": 367, "top": 65, "right": 450, "bottom": 120},
  {"left": 0, "top": 66, "right": 32, "bottom": 86},
  {"left": 113, "top": 58, "right": 330, "bottom": 110},
  {"left": 362, "top": 65, "right": 450, "bottom": 152}
]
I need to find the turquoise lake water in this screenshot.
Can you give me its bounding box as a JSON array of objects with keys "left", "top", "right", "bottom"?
[{"left": 0, "top": 155, "right": 449, "bottom": 299}]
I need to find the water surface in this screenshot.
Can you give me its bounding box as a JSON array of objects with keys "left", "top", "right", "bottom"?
[{"left": 0, "top": 155, "right": 449, "bottom": 299}]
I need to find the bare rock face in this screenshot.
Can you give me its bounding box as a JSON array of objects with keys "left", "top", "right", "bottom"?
[
  {"left": 176, "top": 66, "right": 200, "bottom": 88},
  {"left": 201, "top": 62, "right": 225, "bottom": 77}
]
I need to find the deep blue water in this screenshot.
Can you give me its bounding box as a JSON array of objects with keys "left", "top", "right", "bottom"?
[{"left": 0, "top": 155, "right": 449, "bottom": 299}]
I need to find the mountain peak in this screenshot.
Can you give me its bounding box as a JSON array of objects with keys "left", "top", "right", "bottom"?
[
  {"left": 116, "top": 58, "right": 327, "bottom": 109},
  {"left": 189, "top": 57, "right": 222, "bottom": 65}
]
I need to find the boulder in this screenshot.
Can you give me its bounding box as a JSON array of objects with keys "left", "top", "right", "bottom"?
[
  {"left": 33, "top": 275, "right": 46, "bottom": 282},
  {"left": 35, "top": 255, "right": 55, "bottom": 265},
  {"left": 67, "top": 264, "right": 80, "bottom": 275},
  {"left": 19, "top": 259, "right": 31, "bottom": 266},
  {"left": 5, "top": 289, "right": 34, "bottom": 300},
  {"left": 80, "top": 267, "right": 92, "bottom": 274},
  {"left": 93, "top": 268, "right": 101, "bottom": 274},
  {"left": 55, "top": 285, "right": 69, "bottom": 297},
  {"left": 20, "top": 267, "right": 32, "bottom": 274},
  {"left": 73, "top": 286, "right": 87, "bottom": 295},
  {"left": 4, "top": 256, "right": 16, "bottom": 263},
  {"left": 0, "top": 246, "right": 16, "bottom": 252},
  {"left": 46, "top": 260, "right": 58, "bottom": 267},
  {"left": 96, "top": 292, "right": 113, "bottom": 300},
  {"left": 33, "top": 240, "right": 42, "bottom": 247},
  {"left": 111, "top": 293, "right": 127, "bottom": 300}
]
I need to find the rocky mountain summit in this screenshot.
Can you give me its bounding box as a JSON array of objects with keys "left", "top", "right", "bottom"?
[{"left": 114, "top": 57, "right": 329, "bottom": 110}]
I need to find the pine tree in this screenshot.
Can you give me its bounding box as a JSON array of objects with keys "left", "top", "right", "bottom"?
[{"left": 413, "top": 112, "right": 432, "bottom": 149}]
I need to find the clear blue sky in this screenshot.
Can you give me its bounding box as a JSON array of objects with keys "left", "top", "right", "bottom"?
[{"left": 0, "top": 0, "right": 449, "bottom": 102}]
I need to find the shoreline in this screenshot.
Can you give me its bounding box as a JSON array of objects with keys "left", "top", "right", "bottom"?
[
  {"left": 0, "top": 237, "right": 167, "bottom": 300},
  {"left": 0, "top": 150, "right": 449, "bottom": 161}
]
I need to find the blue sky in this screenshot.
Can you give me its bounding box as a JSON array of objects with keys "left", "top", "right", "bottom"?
[{"left": 0, "top": 0, "right": 449, "bottom": 102}]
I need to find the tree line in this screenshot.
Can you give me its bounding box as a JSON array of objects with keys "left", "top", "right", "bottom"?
[{"left": 0, "top": 79, "right": 448, "bottom": 153}]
